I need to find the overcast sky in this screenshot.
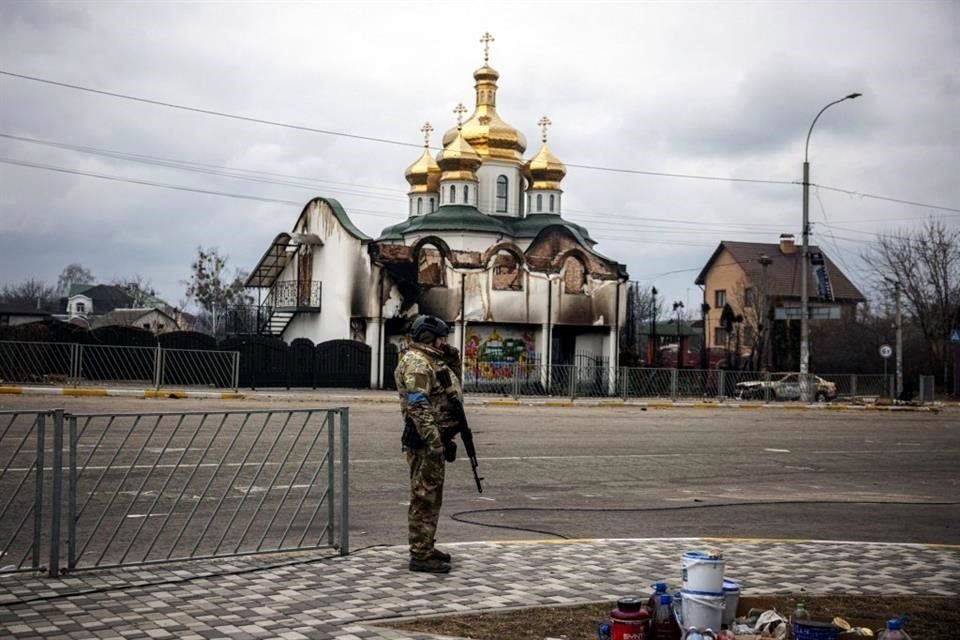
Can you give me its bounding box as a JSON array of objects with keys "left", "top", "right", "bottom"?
[{"left": 1, "top": 0, "right": 957, "bottom": 315}]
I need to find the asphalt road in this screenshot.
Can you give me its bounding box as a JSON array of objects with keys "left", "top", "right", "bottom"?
[{"left": 2, "top": 395, "right": 958, "bottom": 568}]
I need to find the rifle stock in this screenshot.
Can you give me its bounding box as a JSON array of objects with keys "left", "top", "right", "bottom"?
[{"left": 448, "top": 396, "right": 484, "bottom": 493}]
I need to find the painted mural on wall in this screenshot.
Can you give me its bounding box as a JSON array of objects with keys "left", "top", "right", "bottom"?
[{"left": 463, "top": 325, "right": 538, "bottom": 382}]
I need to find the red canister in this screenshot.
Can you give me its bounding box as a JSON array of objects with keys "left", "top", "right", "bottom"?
[{"left": 610, "top": 597, "right": 650, "bottom": 640}]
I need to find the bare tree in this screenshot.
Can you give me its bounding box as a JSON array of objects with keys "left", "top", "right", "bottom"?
[
  {"left": 621, "top": 282, "right": 663, "bottom": 364},
  {"left": 56, "top": 263, "right": 95, "bottom": 297},
  {"left": 861, "top": 219, "right": 960, "bottom": 383},
  {"left": 183, "top": 247, "right": 252, "bottom": 336},
  {"left": 0, "top": 279, "right": 58, "bottom": 311}
]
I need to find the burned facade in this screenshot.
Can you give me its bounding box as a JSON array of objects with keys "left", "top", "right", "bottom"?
[{"left": 245, "top": 40, "right": 629, "bottom": 388}]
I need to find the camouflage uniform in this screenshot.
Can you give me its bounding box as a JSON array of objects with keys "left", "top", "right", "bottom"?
[{"left": 395, "top": 342, "right": 451, "bottom": 561}]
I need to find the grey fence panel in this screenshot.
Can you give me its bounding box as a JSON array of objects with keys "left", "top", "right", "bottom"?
[
  {"left": 853, "top": 374, "right": 892, "bottom": 398},
  {"left": 919, "top": 375, "right": 935, "bottom": 403},
  {"left": 0, "top": 411, "right": 47, "bottom": 574},
  {"left": 78, "top": 344, "right": 155, "bottom": 385},
  {"left": 622, "top": 367, "right": 673, "bottom": 398},
  {"left": 66, "top": 408, "right": 346, "bottom": 571},
  {"left": 0, "top": 341, "right": 75, "bottom": 385},
  {"left": 160, "top": 349, "right": 239, "bottom": 389}
]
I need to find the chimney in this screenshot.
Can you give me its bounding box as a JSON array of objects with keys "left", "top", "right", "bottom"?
[{"left": 779, "top": 234, "right": 796, "bottom": 255}]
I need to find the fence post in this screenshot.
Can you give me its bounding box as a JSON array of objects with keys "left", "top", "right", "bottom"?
[
  {"left": 512, "top": 362, "right": 520, "bottom": 399},
  {"left": 339, "top": 408, "right": 350, "bottom": 556},
  {"left": 621, "top": 367, "right": 628, "bottom": 401},
  {"left": 718, "top": 369, "right": 726, "bottom": 400},
  {"left": 70, "top": 343, "right": 80, "bottom": 386},
  {"left": 48, "top": 409, "right": 64, "bottom": 578},
  {"left": 671, "top": 368, "right": 678, "bottom": 401},
  {"left": 75, "top": 344, "right": 84, "bottom": 385},
  {"left": 232, "top": 352, "right": 240, "bottom": 392},
  {"left": 67, "top": 414, "right": 77, "bottom": 570},
  {"left": 851, "top": 374, "right": 858, "bottom": 398},
  {"left": 569, "top": 365, "right": 576, "bottom": 399},
  {"left": 32, "top": 413, "right": 45, "bottom": 571},
  {"left": 153, "top": 346, "right": 162, "bottom": 390}
]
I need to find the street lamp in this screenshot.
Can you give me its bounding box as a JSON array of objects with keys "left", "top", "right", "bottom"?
[
  {"left": 673, "top": 301, "right": 684, "bottom": 368},
  {"left": 800, "top": 92, "right": 861, "bottom": 400}
]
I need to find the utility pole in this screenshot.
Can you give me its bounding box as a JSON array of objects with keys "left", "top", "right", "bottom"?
[
  {"left": 651, "top": 286, "right": 658, "bottom": 366},
  {"left": 894, "top": 279, "right": 903, "bottom": 398},
  {"left": 673, "top": 301, "right": 685, "bottom": 368},
  {"left": 758, "top": 253, "right": 773, "bottom": 370}
]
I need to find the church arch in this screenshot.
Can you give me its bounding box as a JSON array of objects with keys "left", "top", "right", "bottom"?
[
  {"left": 412, "top": 235, "right": 452, "bottom": 287},
  {"left": 561, "top": 254, "right": 588, "bottom": 295}
]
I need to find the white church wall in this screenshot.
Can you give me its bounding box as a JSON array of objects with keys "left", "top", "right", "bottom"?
[{"left": 476, "top": 161, "right": 522, "bottom": 217}]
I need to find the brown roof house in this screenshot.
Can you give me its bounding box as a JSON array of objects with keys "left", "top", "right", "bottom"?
[{"left": 695, "top": 234, "right": 865, "bottom": 368}]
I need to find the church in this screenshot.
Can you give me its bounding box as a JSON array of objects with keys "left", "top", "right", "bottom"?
[{"left": 245, "top": 35, "right": 629, "bottom": 389}]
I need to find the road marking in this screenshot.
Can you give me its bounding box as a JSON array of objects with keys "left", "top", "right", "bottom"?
[
  {"left": 764, "top": 448, "right": 791, "bottom": 453},
  {"left": 125, "top": 513, "right": 168, "bottom": 519}
]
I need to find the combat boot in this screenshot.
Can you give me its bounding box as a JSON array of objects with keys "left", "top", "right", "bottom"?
[
  {"left": 431, "top": 548, "right": 451, "bottom": 563},
  {"left": 409, "top": 556, "right": 451, "bottom": 573}
]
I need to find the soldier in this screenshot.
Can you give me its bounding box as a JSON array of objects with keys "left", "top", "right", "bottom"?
[{"left": 395, "top": 315, "right": 458, "bottom": 573}]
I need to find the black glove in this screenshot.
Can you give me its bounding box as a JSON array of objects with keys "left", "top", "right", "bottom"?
[{"left": 443, "top": 440, "right": 457, "bottom": 463}]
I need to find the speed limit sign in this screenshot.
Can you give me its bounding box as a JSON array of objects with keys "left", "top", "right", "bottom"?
[{"left": 879, "top": 344, "right": 893, "bottom": 358}]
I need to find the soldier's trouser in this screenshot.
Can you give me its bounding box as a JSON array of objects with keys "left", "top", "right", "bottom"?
[{"left": 406, "top": 447, "right": 445, "bottom": 560}]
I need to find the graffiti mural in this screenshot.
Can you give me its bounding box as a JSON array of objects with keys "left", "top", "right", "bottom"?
[{"left": 463, "top": 325, "right": 538, "bottom": 383}]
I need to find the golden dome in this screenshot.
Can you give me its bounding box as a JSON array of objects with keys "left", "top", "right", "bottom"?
[
  {"left": 437, "top": 104, "right": 482, "bottom": 181},
  {"left": 441, "top": 64, "right": 527, "bottom": 163},
  {"left": 405, "top": 149, "right": 441, "bottom": 194},
  {"left": 525, "top": 116, "right": 566, "bottom": 190}
]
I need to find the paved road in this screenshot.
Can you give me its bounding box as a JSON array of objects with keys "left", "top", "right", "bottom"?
[{"left": 2, "top": 395, "right": 957, "bottom": 561}]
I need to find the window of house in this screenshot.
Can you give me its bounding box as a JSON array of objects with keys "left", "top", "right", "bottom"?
[
  {"left": 463, "top": 185, "right": 469, "bottom": 204},
  {"left": 417, "top": 197, "right": 422, "bottom": 215},
  {"left": 536, "top": 194, "right": 543, "bottom": 212},
  {"left": 714, "top": 289, "right": 726, "bottom": 308},
  {"left": 496, "top": 175, "right": 508, "bottom": 212},
  {"left": 429, "top": 197, "right": 435, "bottom": 212},
  {"left": 714, "top": 327, "right": 728, "bottom": 346},
  {"left": 743, "top": 325, "right": 754, "bottom": 344},
  {"left": 492, "top": 252, "right": 523, "bottom": 291},
  {"left": 76, "top": 302, "right": 86, "bottom": 314},
  {"left": 549, "top": 194, "right": 555, "bottom": 212},
  {"left": 563, "top": 256, "right": 587, "bottom": 294},
  {"left": 450, "top": 185, "right": 456, "bottom": 203}
]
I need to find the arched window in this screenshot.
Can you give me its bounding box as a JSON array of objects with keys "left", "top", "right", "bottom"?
[
  {"left": 463, "top": 185, "right": 469, "bottom": 204},
  {"left": 491, "top": 250, "right": 523, "bottom": 291},
  {"left": 496, "top": 175, "right": 508, "bottom": 212},
  {"left": 417, "top": 197, "right": 423, "bottom": 215},
  {"left": 449, "top": 185, "right": 456, "bottom": 204},
  {"left": 536, "top": 194, "right": 543, "bottom": 212},
  {"left": 563, "top": 256, "right": 588, "bottom": 295},
  {"left": 417, "top": 244, "right": 446, "bottom": 287},
  {"left": 549, "top": 194, "right": 555, "bottom": 212},
  {"left": 429, "top": 197, "right": 435, "bottom": 212},
  {"left": 527, "top": 194, "right": 531, "bottom": 212}
]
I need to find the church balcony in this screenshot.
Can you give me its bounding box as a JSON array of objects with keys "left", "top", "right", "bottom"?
[
  {"left": 224, "top": 280, "right": 321, "bottom": 337},
  {"left": 266, "top": 280, "right": 322, "bottom": 312}
]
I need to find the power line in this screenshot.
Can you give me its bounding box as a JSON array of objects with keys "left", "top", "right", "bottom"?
[{"left": 2, "top": 68, "right": 956, "bottom": 212}]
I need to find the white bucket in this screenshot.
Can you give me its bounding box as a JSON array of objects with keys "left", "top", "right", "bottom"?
[
  {"left": 721, "top": 579, "right": 740, "bottom": 625},
  {"left": 681, "top": 590, "right": 724, "bottom": 631},
  {"left": 681, "top": 550, "right": 725, "bottom": 593}
]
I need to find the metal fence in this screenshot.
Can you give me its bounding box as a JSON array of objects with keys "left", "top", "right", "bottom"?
[
  {"left": 462, "top": 362, "right": 913, "bottom": 401},
  {"left": 919, "top": 375, "right": 935, "bottom": 403},
  {"left": 0, "top": 341, "right": 239, "bottom": 390},
  {"left": 0, "top": 407, "right": 350, "bottom": 577}
]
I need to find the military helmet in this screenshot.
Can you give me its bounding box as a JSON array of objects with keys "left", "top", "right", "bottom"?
[{"left": 410, "top": 315, "right": 450, "bottom": 343}]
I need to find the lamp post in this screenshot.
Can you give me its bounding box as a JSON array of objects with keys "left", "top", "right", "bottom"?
[
  {"left": 757, "top": 253, "right": 773, "bottom": 371},
  {"left": 673, "top": 301, "right": 684, "bottom": 368},
  {"left": 800, "top": 92, "right": 861, "bottom": 401},
  {"left": 650, "top": 286, "right": 658, "bottom": 366}
]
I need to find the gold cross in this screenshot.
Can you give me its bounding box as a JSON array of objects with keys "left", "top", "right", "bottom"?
[
  {"left": 480, "top": 32, "right": 494, "bottom": 64},
  {"left": 454, "top": 103, "right": 467, "bottom": 129},
  {"left": 538, "top": 115, "right": 552, "bottom": 143},
  {"left": 420, "top": 122, "right": 433, "bottom": 148}
]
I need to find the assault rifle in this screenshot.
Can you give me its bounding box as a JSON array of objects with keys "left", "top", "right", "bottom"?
[{"left": 436, "top": 369, "right": 484, "bottom": 493}]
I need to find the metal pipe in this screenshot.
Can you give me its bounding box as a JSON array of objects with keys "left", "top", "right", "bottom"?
[
  {"left": 68, "top": 415, "right": 77, "bottom": 570},
  {"left": 48, "top": 409, "right": 64, "bottom": 577},
  {"left": 32, "top": 413, "right": 45, "bottom": 571}
]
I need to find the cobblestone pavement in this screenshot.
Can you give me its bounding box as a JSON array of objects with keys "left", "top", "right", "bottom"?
[{"left": 2, "top": 538, "right": 958, "bottom": 639}]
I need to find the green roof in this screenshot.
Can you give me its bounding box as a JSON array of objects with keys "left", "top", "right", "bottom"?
[
  {"left": 321, "top": 198, "right": 371, "bottom": 241},
  {"left": 377, "top": 207, "right": 593, "bottom": 243}
]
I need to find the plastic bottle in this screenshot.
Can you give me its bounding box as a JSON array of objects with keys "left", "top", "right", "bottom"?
[
  {"left": 650, "top": 594, "right": 682, "bottom": 640},
  {"left": 791, "top": 602, "right": 811, "bottom": 622},
  {"left": 598, "top": 622, "right": 612, "bottom": 640},
  {"left": 610, "top": 597, "right": 650, "bottom": 640},
  {"left": 647, "top": 582, "right": 669, "bottom": 613},
  {"left": 878, "top": 618, "right": 911, "bottom": 640},
  {"left": 683, "top": 628, "right": 703, "bottom": 640}
]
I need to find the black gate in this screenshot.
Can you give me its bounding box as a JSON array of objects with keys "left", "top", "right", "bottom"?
[
  {"left": 288, "top": 338, "right": 316, "bottom": 387},
  {"left": 220, "top": 335, "right": 288, "bottom": 388},
  {"left": 315, "top": 340, "right": 371, "bottom": 388},
  {"left": 382, "top": 342, "right": 399, "bottom": 390}
]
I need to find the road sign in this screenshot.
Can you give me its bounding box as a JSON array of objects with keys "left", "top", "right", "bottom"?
[
  {"left": 879, "top": 344, "right": 893, "bottom": 359},
  {"left": 951, "top": 329, "right": 960, "bottom": 344}
]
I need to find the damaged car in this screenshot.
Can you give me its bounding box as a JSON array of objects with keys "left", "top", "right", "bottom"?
[{"left": 735, "top": 373, "right": 838, "bottom": 402}]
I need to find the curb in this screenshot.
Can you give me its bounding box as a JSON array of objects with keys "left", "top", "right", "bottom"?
[
  {"left": 0, "top": 385, "right": 945, "bottom": 411},
  {"left": 0, "top": 385, "right": 244, "bottom": 400}
]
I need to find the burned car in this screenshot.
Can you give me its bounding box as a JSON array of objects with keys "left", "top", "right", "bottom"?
[{"left": 735, "top": 373, "right": 838, "bottom": 402}]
